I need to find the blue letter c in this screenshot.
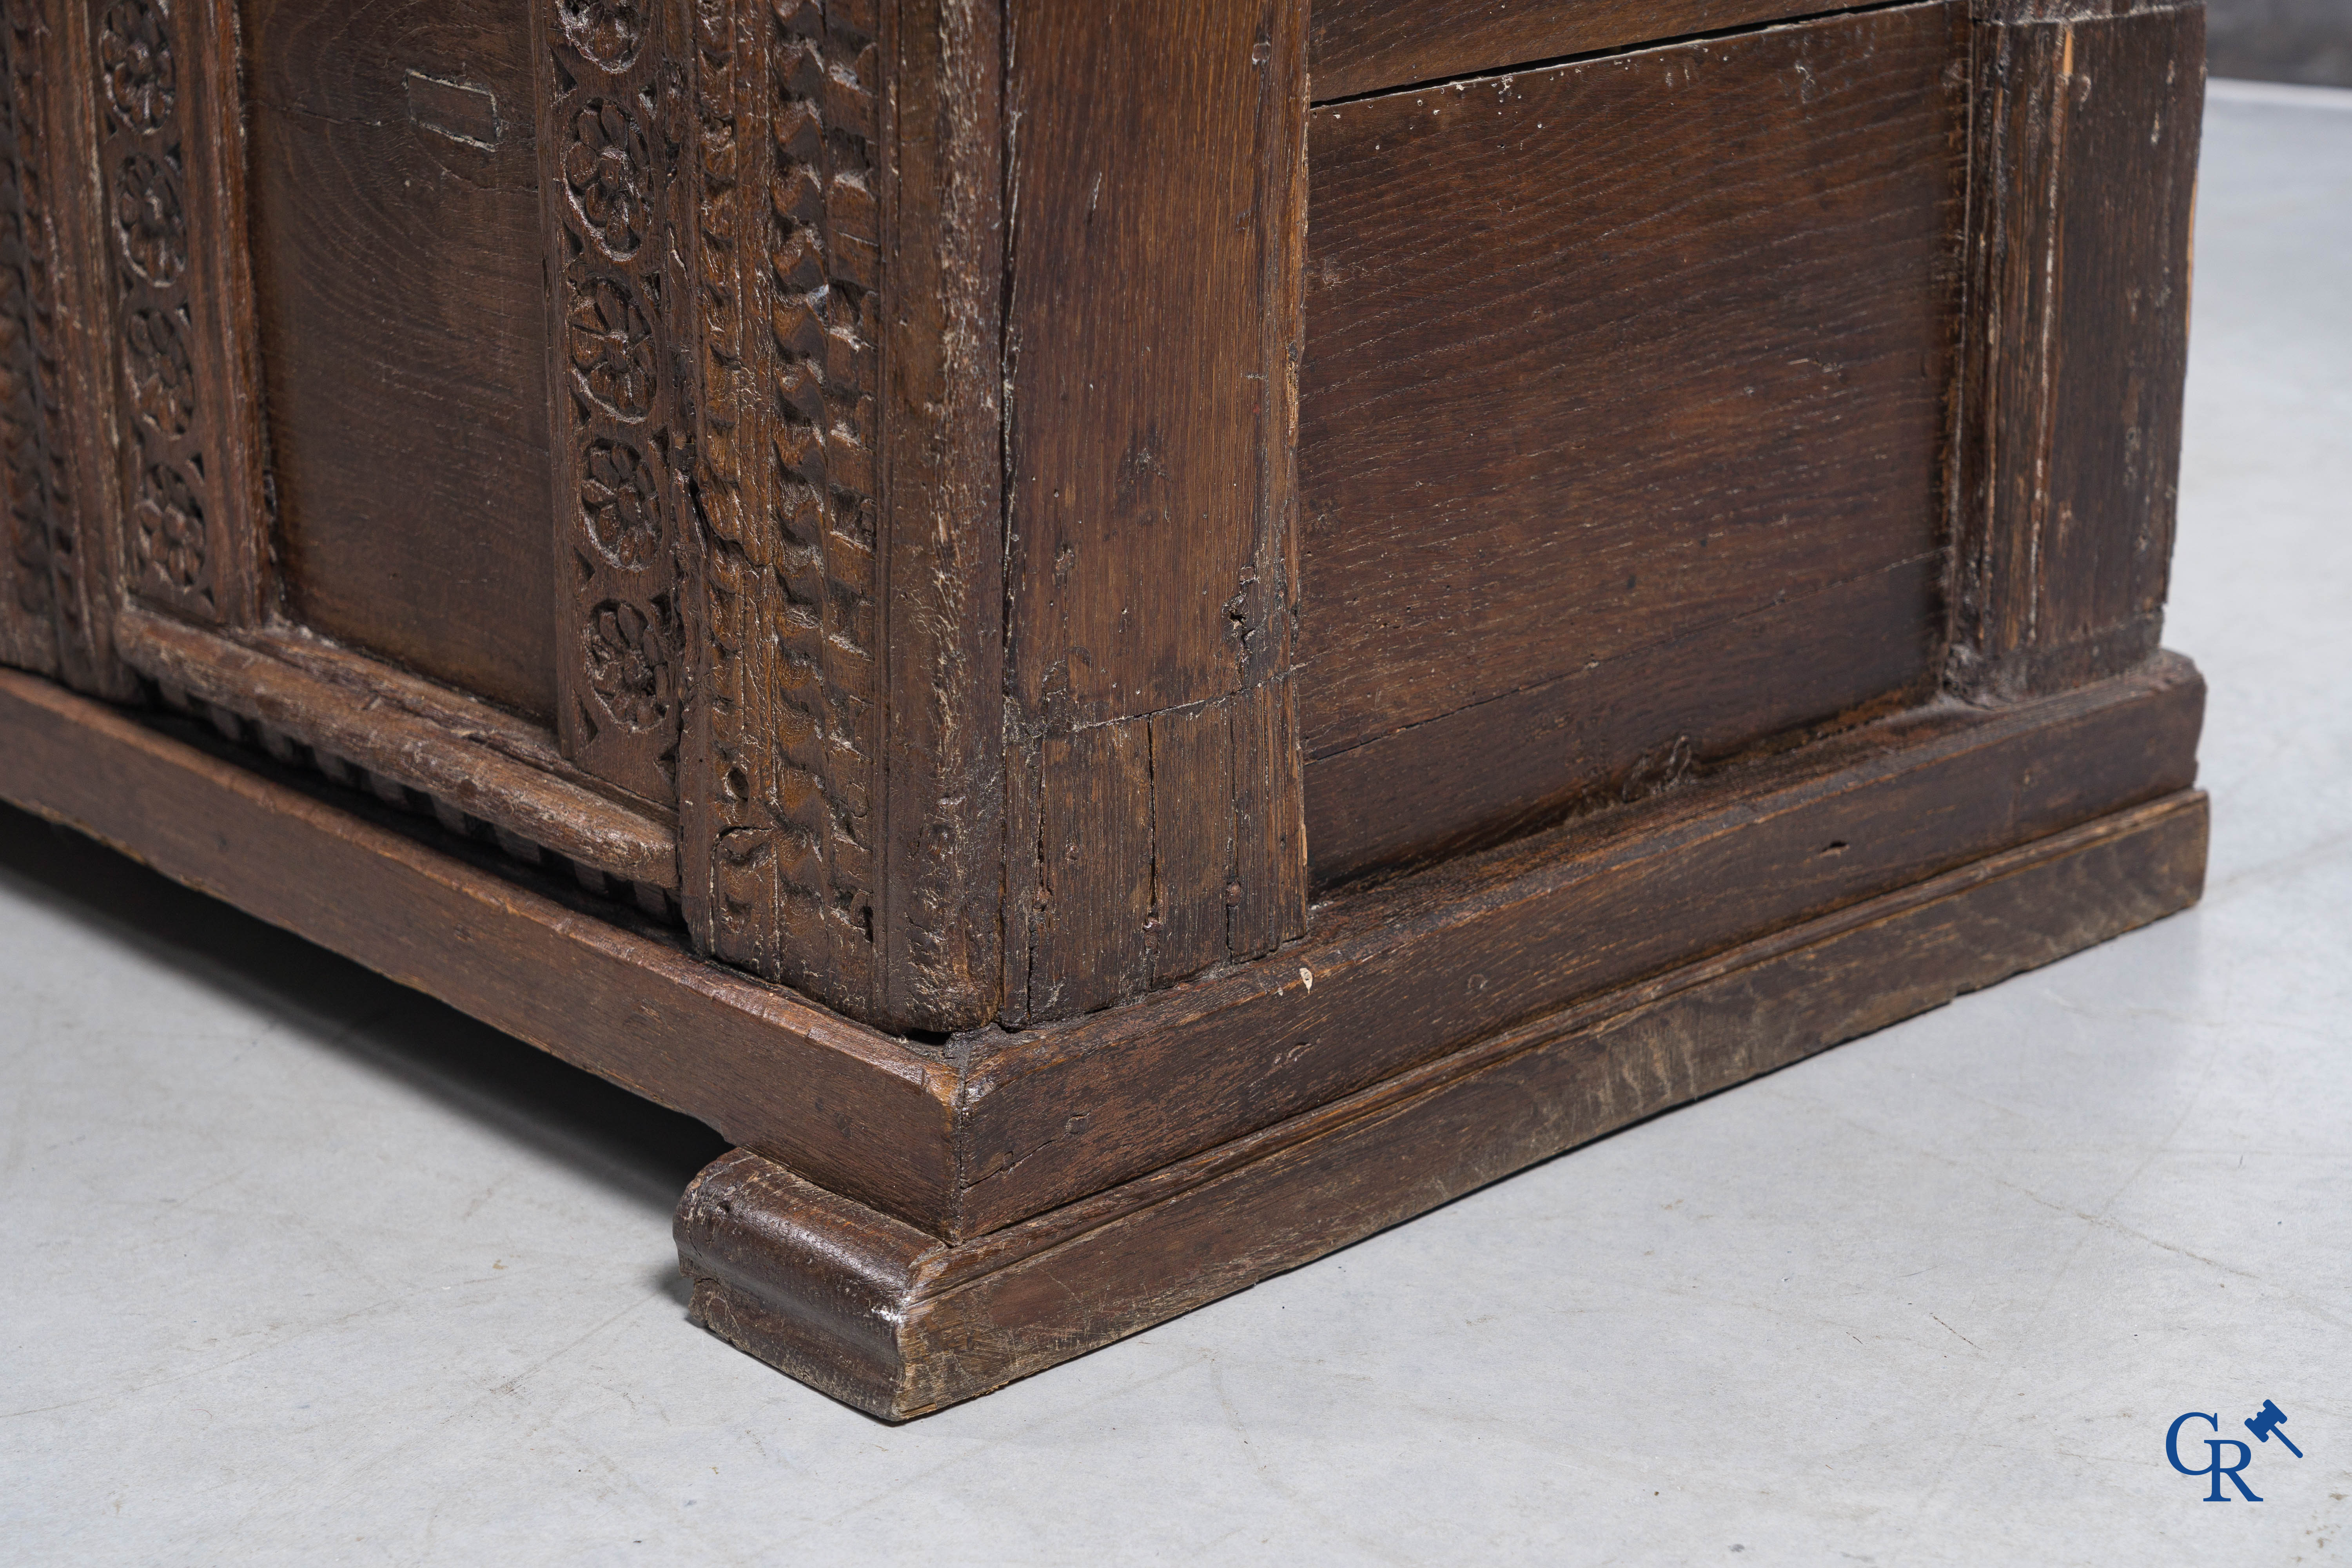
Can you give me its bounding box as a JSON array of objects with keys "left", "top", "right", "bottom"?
[{"left": 2168, "top": 1412, "right": 2219, "bottom": 1475}]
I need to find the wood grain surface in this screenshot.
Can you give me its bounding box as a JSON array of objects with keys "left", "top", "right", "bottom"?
[
  {"left": 1002, "top": 0, "right": 1308, "bottom": 1020},
  {"left": 1309, "top": 0, "right": 1848, "bottom": 101},
  {"left": 1299, "top": 1, "right": 1967, "bottom": 881},
  {"left": 1949, "top": 0, "right": 2204, "bottom": 698},
  {"left": 242, "top": 0, "right": 558, "bottom": 720},
  {"left": 679, "top": 787, "right": 2209, "bottom": 1419},
  {"left": 870, "top": 0, "right": 1009, "bottom": 1033}
]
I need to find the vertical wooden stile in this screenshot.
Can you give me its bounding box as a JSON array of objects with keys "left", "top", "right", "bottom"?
[
  {"left": 1001, "top": 0, "right": 1310, "bottom": 1024},
  {"left": 678, "top": 0, "right": 1004, "bottom": 1032},
  {"left": 535, "top": 0, "right": 693, "bottom": 809},
  {"left": 1949, "top": 0, "right": 2204, "bottom": 700}
]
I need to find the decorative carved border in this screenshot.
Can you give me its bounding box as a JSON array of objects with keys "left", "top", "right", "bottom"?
[
  {"left": 537, "top": 0, "right": 691, "bottom": 808},
  {"left": 89, "top": 0, "right": 214, "bottom": 620},
  {"left": 680, "top": 0, "right": 885, "bottom": 1011}
]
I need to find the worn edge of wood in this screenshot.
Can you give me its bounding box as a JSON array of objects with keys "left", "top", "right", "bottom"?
[
  {"left": 1945, "top": 0, "right": 2204, "bottom": 698},
  {"left": 872, "top": 0, "right": 1007, "bottom": 1033},
  {"left": 0, "top": 662, "right": 955, "bottom": 1221},
  {"left": 677, "top": 787, "right": 2209, "bottom": 1419},
  {"left": 109, "top": 604, "right": 679, "bottom": 889},
  {"left": 1307, "top": 0, "right": 2200, "bottom": 105},
  {"left": 996, "top": 0, "right": 1310, "bottom": 1027}
]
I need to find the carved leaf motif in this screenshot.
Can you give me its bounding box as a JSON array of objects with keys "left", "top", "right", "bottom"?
[
  {"left": 567, "top": 272, "right": 657, "bottom": 421},
  {"left": 130, "top": 459, "right": 203, "bottom": 594},
  {"left": 581, "top": 436, "right": 663, "bottom": 568},
  {"left": 111, "top": 151, "right": 185, "bottom": 284},
  {"left": 584, "top": 597, "right": 677, "bottom": 730},
  {"left": 557, "top": 0, "right": 644, "bottom": 72},
  {"left": 98, "top": 0, "right": 174, "bottom": 133},
  {"left": 123, "top": 305, "right": 193, "bottom": 436}
]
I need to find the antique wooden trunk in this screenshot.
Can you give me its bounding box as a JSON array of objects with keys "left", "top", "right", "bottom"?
[{"left": 0, "top": 0, "right": 2207, "bottom": 1417}]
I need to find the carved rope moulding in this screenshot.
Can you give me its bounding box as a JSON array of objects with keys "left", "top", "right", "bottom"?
[
  {"left": 679, "top": 0, "right": 886, "bottom": 997},
  {"left": 0, "top": 0, "right": 89, "bottom": 658}
]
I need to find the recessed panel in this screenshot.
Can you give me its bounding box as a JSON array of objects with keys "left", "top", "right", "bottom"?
[
  {"left": 244, "top": 0, "right": 556, "bottom": 720},
  {"left": 1298, "top": 1, "right": 1967, "bottom": 880}
]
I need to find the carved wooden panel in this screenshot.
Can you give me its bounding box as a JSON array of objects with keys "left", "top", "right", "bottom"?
[
  {"left": 535, "top": 0, "right": 690, "bottom": 806},
  {"left": 88, "top": 0, "right": 263, "bottom": 629}
]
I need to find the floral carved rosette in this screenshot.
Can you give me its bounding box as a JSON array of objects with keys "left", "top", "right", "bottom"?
[
  {"left": 581, "top": 437, "right": 664, "bottom": 568},
  {"left": 99, "top": 0, "right": 175, "bottom": 133},
  {"left": 584, "top": 598, "right": 677, "bottom": 730},
  {"left": 567, "top": 273, "right": 657, "bottom": 421},
  {"left": 564, "top": 98, "right": 652, "bottom": 259},
  {"left": 123, "top": 307, "right": 195, "bottom": 437},
  {"left": 557, "top": 0, "right": 644, "bottom": 71},
  {"left": 131, "top": 460, "right": 205, "bottom": 595},
  {"left": 112, "top": 151, "right": 186, "bottom": 285}
]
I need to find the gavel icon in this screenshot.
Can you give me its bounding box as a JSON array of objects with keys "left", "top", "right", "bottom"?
[{"left": 2246, "top": 1400, "right": 2304, "bottom": 1458}]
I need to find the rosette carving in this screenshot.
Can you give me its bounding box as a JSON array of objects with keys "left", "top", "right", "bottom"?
[
  {"left": 569, "top": 272, "right": 656, "bottom": 422},
  {"left": 98, "top": 0, "right": 174, "bottom": 132},
  {"left": 123, "top": 305, "right": 193, "bottom": 436},
  {"left": 129, "top": 459, "right": 204, "bottom": 597},
  {"left": 584, "top": 597, "right": 676, "bottom": 730},
  {"left": 563, "top": 96, "right": 651, "bottom": 258},
  {"left": 581, "top": 437, "right": 662, "bottom": 568},
  {"left": 539, "top": 0, "right": 686, "bottom": 803},
  {"left": 557, "top": 0, "right": 644, "bottom": 71},
  {"left": 111, "top": 151, "right": 185, "bottom": 284},
  {"left": 96, "top": 0, "right": 219, "bottom": 623}
]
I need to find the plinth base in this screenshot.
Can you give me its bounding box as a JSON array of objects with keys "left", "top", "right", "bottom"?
[{"left": 676, "top": 790, "right": 2205, "bottom": 1420}]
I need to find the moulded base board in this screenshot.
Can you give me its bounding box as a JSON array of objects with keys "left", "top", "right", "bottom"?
[
  {"left": 675, "top": 790, "right": 2206, "bottom": 1419},
  {"left": 0, "top": 665, "right": 2204, "bottom": 1417}
]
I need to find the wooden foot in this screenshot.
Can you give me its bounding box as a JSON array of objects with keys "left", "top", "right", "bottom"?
[{"left": 676, "top": 789, "right": 2206, "bottom": 1420}]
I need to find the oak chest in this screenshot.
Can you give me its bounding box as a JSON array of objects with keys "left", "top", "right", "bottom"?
[{"left": 0, "top": 0, "right": 2207, "bottom": 1416}]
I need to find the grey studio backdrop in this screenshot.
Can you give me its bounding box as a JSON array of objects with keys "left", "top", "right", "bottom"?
[{"left": 2209, "top": 0, "right": 2352, "bottom": 86}]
